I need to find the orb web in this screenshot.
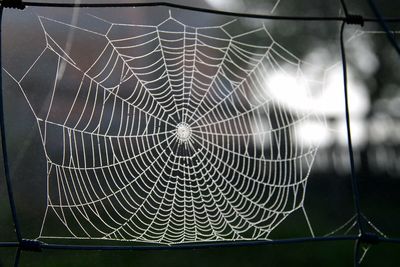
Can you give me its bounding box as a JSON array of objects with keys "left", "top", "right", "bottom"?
[{"left": 4, "top": 11, "right": 321, "bottom": 244}]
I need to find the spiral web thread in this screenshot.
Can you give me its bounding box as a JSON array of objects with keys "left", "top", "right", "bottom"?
[{"left": 4, "top": 11, "right": 321, "bottom": 244}]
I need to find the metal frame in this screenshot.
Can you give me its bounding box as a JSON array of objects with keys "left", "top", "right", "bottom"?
[{"left": 0, "top": 1, "right": 399, "bottom": 266}]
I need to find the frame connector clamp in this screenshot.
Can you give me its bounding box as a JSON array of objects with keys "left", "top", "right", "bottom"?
[
  {"left": 345, "top": 14, "right": 364, "bottom": 26},
  {"left": 1, "top": 0, "right": 25, "bottom": 10},
  {"left": 20, "top": 239, "right": 43, "bottom": 252},
  {"left": 359, "top": 232, "right": 380, "bottom": 245}
]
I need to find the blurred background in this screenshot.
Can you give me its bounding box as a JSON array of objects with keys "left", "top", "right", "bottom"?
[{"left": 1, "top": 0, "right": 400, "bottom": 266}]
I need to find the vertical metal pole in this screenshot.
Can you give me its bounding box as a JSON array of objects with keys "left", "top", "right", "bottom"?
[
  {"left": 340, "top": 21, "right": 364, "bottom": 234},
  {"left": 340, "top": 20, "right": 364, "bottom": 266}
]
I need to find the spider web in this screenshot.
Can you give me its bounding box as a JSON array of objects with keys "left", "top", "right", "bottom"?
[{"left": 4, "top": 11, "right": 322, "bottom": 244}]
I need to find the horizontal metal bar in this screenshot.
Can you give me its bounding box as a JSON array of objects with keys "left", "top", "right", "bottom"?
[{"left": 0, "top": 242, "right": 19, "bottom": 248}]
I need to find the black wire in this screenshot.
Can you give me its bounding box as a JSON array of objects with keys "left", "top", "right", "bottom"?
[
  {"left": 0, "top": 1, "right": 395, "bottom": 23},
  {"left": 339, "top": 0, "right": 350, "bottom": 17},
  {"left": 0, "top": 242, "right": 19, "bottom": 247},
  {"left": 339, "top": 21, "right": 364, "bottom": 235},
  {"left": 13, "top": 247, "right": 21, "bottom": 267},
  {"left": 1, "top": 235, "right": 399, "bottom": 251},
  {"left": 339, "top": 3, "right": 367, "bottom": 260},
  {"left": 21, "top": 1, "right": 344, "bottom": 20},
  {"left": 0, "top": 7, "right": 22, "bottom": 243},
  {"left": 367, "top": 0, "right": 400, "bottom": 56}
]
